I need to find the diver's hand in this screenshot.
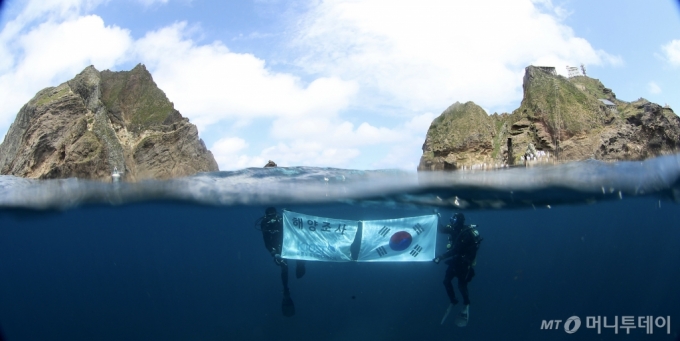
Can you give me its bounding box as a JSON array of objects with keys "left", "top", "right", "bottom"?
[
  {"left": 433, "top": 257, "right": 441, "bottom": 264},
  {"left": 273, "top": 254, "right": 284, "bottom": 265}
]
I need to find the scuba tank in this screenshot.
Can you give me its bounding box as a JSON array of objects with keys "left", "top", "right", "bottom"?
[
  {"left": 254, "top": 214, "right": 282, "bottom": 232},
  {"left": 446, "top": 224, "right": 478, "bottom": 249},
  {"left": 447, "top": 224, "right": 482, "bottom": 265}
]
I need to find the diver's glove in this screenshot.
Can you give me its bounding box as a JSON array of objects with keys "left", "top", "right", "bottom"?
[
  {"left": 273, "top": 254, "right": 286, "bottom": 265},
  {"left": 433, "top": 257, "right": 441, "bottom": 264}
]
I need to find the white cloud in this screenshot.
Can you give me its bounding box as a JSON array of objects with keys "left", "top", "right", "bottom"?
[
  {"left": 0, "top": 4, "right": 131, "bottom": 129},
  {"left": 13, "top": 0, "right": 105, "bottom": 23},
  {"left": 270, "top": 118, "right": 402, "bottom": 146},
  {"left": 18, "top": 16, "right": 131, "bottom": 81},
  {"left": 370, "top": 112, "right": 438, "bottom": 169},
  {"left": 217, "top": 133, "right": 363, "bottom": 169},
  {"left": 289, "top": 0, "right": 622, "bottom": 113},
  {"left": 133, "top": 22, "right": 359, "bottom": 131},
  {"left": 255, "top": 112, "right": 437, "bottom": 169},
  {"left": 212, "top": 112, "right": 436, "bottom": 170},
  {"left": 136, "top": 0, "right": 169, "bottom": 6},
  {"left": 213, "top": 136, "right": 248, "bottom": 155},
  {"left": 208, "top": 117, "right": 402, "bottom": 169},
  {"left": 376, "top": 142, "right": 424, "bottom": 170},
  {"left": 261, "top": 142, "right": 361, "bottom": 168},
  {"left": 403, "top": 112, "right": 437, "bottom": 134},
  {"left": 648, "top": 81, "right": 661, "bottom": 95},
  {"left": 531, "top": 0, "right": 572, "bottom": 20},
  {"left": 211, "top": 137, "right": 265, "bottom": 170},
  {"left": 662, "top": 40, "right": 680, "bottom": 67},
  {"left": 232, "top": 32, "right": 276, "bottom": 41}
]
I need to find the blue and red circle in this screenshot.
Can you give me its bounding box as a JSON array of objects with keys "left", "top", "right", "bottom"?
[{"left": 389, "top": 231, "right": 413, "bottom": 251}]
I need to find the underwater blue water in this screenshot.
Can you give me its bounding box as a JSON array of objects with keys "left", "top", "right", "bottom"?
[{"left": 1, "top": 155, "right": 680, "bottom": 341}]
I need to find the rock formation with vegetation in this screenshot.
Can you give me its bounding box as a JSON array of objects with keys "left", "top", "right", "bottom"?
[
  {"left": 0, "top": 64, "right": 218, "bottom": 181},
  {"left": 419, "top": 65, "right": 680, "bottom": 171}
]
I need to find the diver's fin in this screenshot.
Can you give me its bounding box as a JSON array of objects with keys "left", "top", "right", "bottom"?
[
  {"left": 282, "top": 294, "right": 295, "bottom": 317},
  {"left": 295, "top": 261, "right": 306, "bottom": 279},
  {"left": 440, "top": 303, "right": 454, "bottom": 325},
  {"left": 454, "top": 305, "right": 469, "bottom": 327}
]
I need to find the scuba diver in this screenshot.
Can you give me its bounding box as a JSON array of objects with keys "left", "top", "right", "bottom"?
[
  {"left": 258, "top": 207, "right": 306, "bottom": 316},
  {"left": 433, "top": 212, "right": 482, "bottom": 326}
]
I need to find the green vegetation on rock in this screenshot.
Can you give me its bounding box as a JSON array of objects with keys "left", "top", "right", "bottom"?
[
  {"left": 34, "top": 84, "right": 70, "bottom": 107},
  {"left": 517, "top": 66, "right": 603, "bottom": 137},
  {"left": 0, "top": 63, "right": 219, "bottom": 181},
  {"left": 419, "top": 65, "right": 680, "bottom": 171},
  {"left": 426, "top": 101, "right": 494, "bottom": 152},
  {"left": 101, "top": 64, "right": 176, "bottom": 133}
]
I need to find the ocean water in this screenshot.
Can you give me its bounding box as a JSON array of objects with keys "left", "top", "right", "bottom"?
[{"left": 1, "top": 156, "right": 680, "bottom": 341}]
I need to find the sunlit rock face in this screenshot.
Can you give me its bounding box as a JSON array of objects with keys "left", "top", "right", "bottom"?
[
  {"left": 0, "top": 64, "right": 218, "bottom": 181},
  {"left": 419, "top": 65, "right": 680, "bottom": 171}
]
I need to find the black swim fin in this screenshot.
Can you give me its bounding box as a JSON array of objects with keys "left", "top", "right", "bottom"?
[
  {"left": 455, "top": 305, "right": 469, "bottom": 327},
  {"left": 440, "top": 303, "right": 453, "bottom": 325},
  {"left": 295, "top": 261, "right": 306, "bottom": 279},
  {"left": 282, "top": 293, "right": 296, "bottom": 317}
]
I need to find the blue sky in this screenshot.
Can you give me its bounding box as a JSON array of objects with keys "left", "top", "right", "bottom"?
[{"left": 1, "top": 0, "right": 679, "bottom": 171}]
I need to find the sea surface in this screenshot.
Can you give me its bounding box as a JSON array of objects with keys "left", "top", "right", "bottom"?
[{"left": 1, "top": 155, "right": 680, "bottom": 341}]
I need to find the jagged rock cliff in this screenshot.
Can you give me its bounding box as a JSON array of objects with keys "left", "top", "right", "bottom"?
[
  {"left": 418, "top": 65, "right": 680, "bottom": 171},
  {"left": 0, "top": 64, "right": 219, "bottom": 181}
]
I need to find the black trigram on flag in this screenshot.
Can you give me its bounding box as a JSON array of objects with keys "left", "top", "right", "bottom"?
[
  {"left": 378, "top": 226, "right": 390, "bottom": 237},
  {"left": 409, "top": 245, "right": 423, "bottom": 257},
  {"left": 413, "top": 223, "right": 424, "bottom": 235},
  {"left": 376, "top": 246, "right": 387, "bottom": 257}
]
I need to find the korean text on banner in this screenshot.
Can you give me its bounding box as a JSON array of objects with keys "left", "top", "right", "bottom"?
[
  {"left": 358, "top": 214, "right": 437, "bottom": 262},
  {"left": 282, "top": 211, "right": 358, "bottom": 262}
]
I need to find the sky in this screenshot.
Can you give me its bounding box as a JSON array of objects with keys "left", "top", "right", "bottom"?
[{"left": 0, "top": 0, "right": 679, "bottom": 171}]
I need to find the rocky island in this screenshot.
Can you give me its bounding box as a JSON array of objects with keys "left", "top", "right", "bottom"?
[
  {"left": 0, "top": 64, "right": 218, "bottom": 181},
  {"left": 419, "top": 65, "right": 680, "bottom": 171}
]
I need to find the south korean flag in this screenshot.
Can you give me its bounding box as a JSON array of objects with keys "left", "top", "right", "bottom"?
[{"left": 357, "top": 214, "right": 438, "bottom": 262}]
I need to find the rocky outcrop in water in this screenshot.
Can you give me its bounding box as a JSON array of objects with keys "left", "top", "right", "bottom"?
[
  {"left": 418, "top": 65, "right": 680, "bottom": 171},
  {"left": 0, "top": 64, "right": 218, "bottom": 181}
]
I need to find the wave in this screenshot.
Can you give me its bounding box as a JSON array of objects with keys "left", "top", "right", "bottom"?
[{"left": 1, "top": 154, "right": 679, "bottom": 210}]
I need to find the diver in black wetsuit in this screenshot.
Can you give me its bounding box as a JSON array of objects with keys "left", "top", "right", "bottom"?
[
  {"left": 260, "top": 207, "right": 306, "bottom": 301},
  {"left": 433, "top": 213, "right": 482, "bottom": 318}
]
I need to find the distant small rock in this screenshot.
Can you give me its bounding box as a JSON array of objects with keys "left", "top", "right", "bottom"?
[{"left": 264, "top": 160, "right": 277, "bottom": 168}]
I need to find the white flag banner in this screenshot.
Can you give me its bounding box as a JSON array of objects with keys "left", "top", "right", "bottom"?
[
  {"left": 357, "top": 214, "right": 438, "bottom": 262},
  {"left": 282, "top": 210, "right": 359, "bottom": 262}
]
